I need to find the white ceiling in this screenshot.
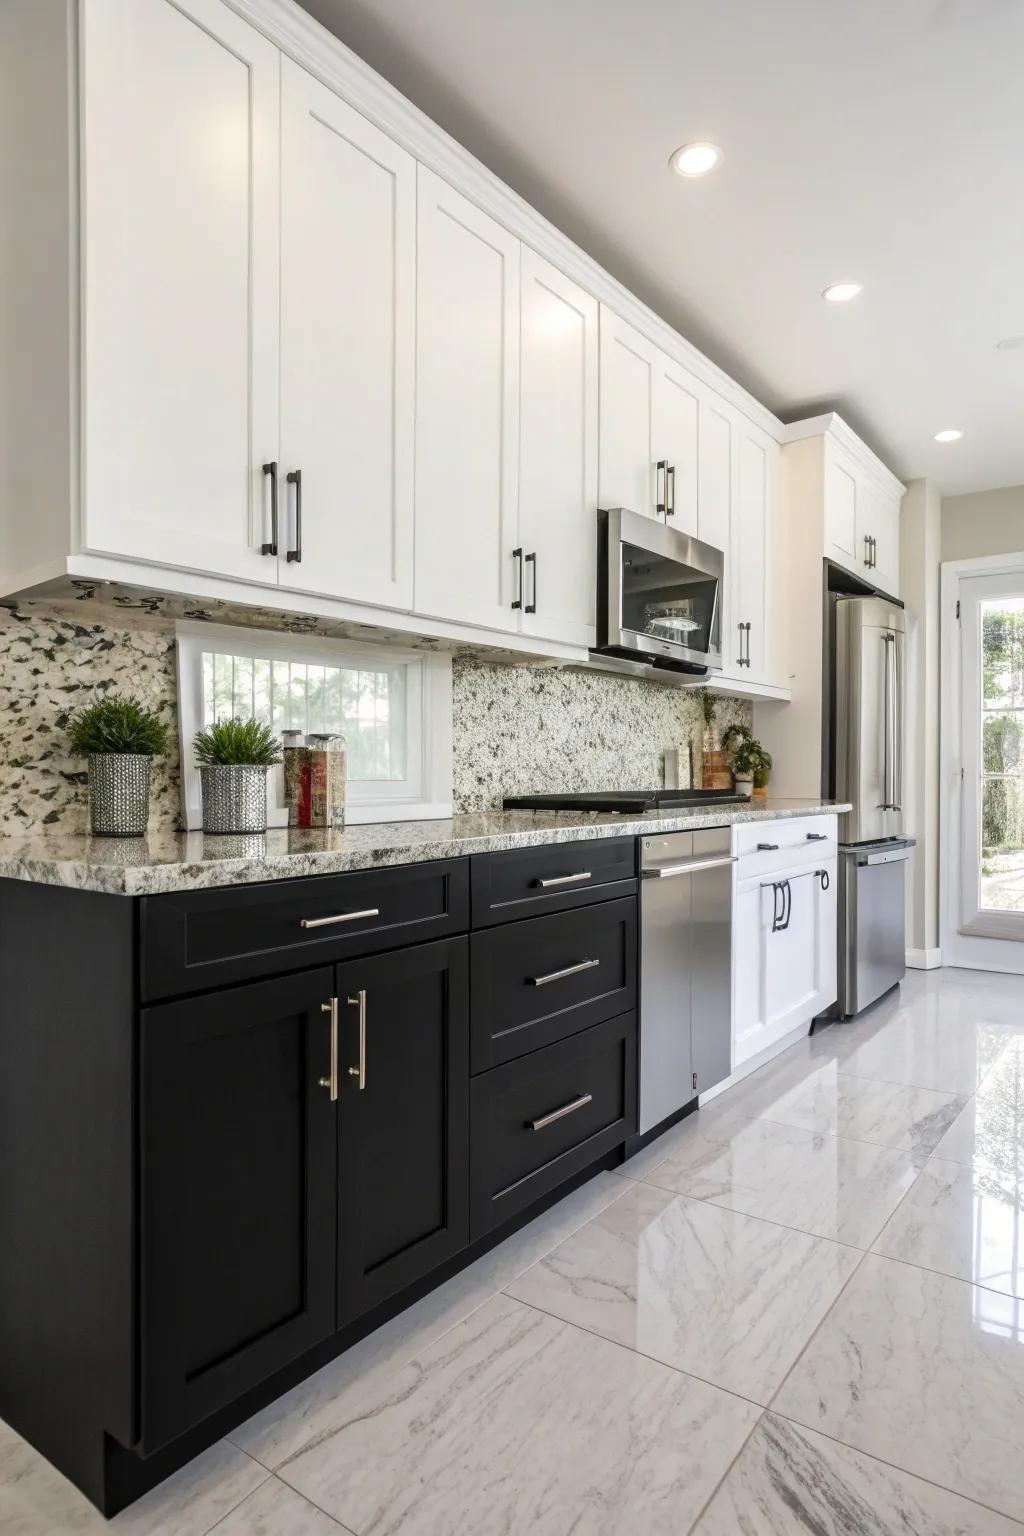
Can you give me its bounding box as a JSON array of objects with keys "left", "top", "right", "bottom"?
[{"left": 300, "top": 0, "right": 1024, "bottom": 496}]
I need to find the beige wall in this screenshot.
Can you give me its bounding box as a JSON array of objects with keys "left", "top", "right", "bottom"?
[
  {"left": 942, "top": 485, "right": 1024, "bottom": 562},
  {"left": 900, "top": 481, "right": 942, "bottom": 958}
]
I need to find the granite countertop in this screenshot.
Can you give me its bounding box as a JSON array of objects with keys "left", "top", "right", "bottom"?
[{"left": 0, "top": 799, "right": 850, "bottom": 896}]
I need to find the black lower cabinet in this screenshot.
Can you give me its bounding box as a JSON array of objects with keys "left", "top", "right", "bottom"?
[
  {"left": 140, "top": 967, "right": 339, "bottom": 1450},
  {"left": 336, "top": 938, "right": 469, "bottom": 1320}
]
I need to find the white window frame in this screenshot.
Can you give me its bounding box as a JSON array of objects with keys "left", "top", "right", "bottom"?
[{"left": 175, "top": 621, "right": 453, "bottom": 830}]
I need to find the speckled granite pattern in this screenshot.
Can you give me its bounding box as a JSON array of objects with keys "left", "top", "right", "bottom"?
[
  {"left": 451, "top": 659, "right": 751, "bottom": 813},
  {"left": 0, "top": 802, "right": 847, "bottom": 895},
  {"left": 0, "top": 600, "right": 754, "bottom": 836}
]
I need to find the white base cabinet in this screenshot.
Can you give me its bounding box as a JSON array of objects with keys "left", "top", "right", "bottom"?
[{"left": 731, "top": 817, "right": 838, "bottom": 1069}]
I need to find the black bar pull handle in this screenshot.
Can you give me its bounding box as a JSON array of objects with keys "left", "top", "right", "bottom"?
[
  {"left": 525, "top": 551, "right": 537, "bottom": 613},
  {"left": 656, "top": 460, "right": 667, "bottom": 514},
  {"left": 512, "top": 548, "right": 524, "bottom": 610},
  {"left": 806, "top": 832, "right": 827, "bottom": 841},
  {"left": 757, "top": 842, "right": 779, "bottom": 851},
  {"left": 666, "top": 463, "right": 676, "bottom": 517},
  {"left": 286, "top": 469, "right": 302, "bottom": 563},
  {"left": 261, "top": 461, "right": 278, "bottom": 555}
]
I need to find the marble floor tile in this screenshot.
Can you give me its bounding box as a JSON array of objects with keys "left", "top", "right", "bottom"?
[
  {"left": 931, "top": 1038, "right": 1024, "bottom": 1173},
  {"left": 232, "top": 1170, "right": 629, "bottom": 1469},
  {"left": 873, "top": 1156, "right": 1024, "bottom": 1298},
  {"left": 774, "top": 1252, "right": 1024, "bottom": 1522},
  {"left": 694, "top": 1412, "right": 1024, "bottom": 1535},
  {"left": 278, "top": 1293, "right": 760, "bottom": 1536},
  {"left": 826, "top": 1011, "right": 1018, "bottom": 1096},
  {"left": 207, "top": 1477, "right": 350, "bottom": 1535},
  {"left": 504, "top": 1180, "right": 861, "bottom": 1403},
  {"left": 0, "top": 1424, "right": 267, "bottom": 1536},
  {"left": 716, "top": 1054, "right": 968, "bottom": 1155},
  {"left": 638, "top": 1109, "right": 922, "bottom": 1247}
]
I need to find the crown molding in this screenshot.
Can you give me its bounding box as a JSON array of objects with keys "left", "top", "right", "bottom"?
[
  {"left": 224, "top": 0, "right": 785, "bottom": 442},
  {"left": 783, "top": 412, "right": 905, "bottom": 500}
]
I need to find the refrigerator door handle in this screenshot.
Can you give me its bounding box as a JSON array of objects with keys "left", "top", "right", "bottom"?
[
  {"left": 880, "top": 633, "right": 891, "bottom": 810},
  {"left": 893, "top": 633, "right": 904, "bottom": 813}
]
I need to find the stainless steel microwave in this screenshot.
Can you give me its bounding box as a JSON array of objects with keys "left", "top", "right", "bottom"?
[{"left": 594, "top": 507, "right": 724, "bottom": 677}]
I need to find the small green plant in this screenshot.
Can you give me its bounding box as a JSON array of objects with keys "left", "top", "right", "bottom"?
[
  {"left": 732, "top": 735, "right": 773, "bottom": 788},
  {"left": 694, "top": 687, "right": 717, "bottom": 731},
  {"left": 721, "top": 722, "right": 752, "bottom": 756},
  {"left": 193, "top": 717, "right": 281, "bottom": 767},
  {"left": 65, "top": 695, "right": 169, "bottom": 757}
]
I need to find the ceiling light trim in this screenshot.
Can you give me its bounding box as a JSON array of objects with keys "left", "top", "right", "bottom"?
[
  {"left": 822, "top": 282, "right": 863, "bottom": 304},
  {"left": 670, "top": 142, "right": 722, "bottom": 177}
]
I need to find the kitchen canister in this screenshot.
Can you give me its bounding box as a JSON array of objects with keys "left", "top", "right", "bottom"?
[{"left": 284, "top": 734, "right": 347, "bottom": 829}]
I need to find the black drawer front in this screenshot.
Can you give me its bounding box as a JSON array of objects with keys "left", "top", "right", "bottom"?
[
  {"left": 470, "top": 898, "right": 637, "bottom": 1072},
  {"left": 140, "top": 859, "right": 469, "bottom": 1000},
  {"left": 469, "top": 1014, "right": 636, "bottom": 1238},
  {"left": 471, "top": 837, "right": 637, "bottom": 927}
]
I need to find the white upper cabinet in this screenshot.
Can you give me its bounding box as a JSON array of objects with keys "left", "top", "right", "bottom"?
[
  {"left": 732, "top": 421, "right": 777, "bottom": 685},
  {"left": 598, "top": 307, "right": 700, "bottom": 532},
  {"left": 80, "top": 0, "right": 280, "bottom": 582},
  {"left": 518, "top": 250, "right": 599, "bottom": 650},
  {"left": 823, "top": 432, "right": 902, "bottom": 596},
  {"left": 278, "top": 59, "right": 415, "bottom": 609},
  {"left": 414, "top": 167, "right": 521, "bottom": 632}
]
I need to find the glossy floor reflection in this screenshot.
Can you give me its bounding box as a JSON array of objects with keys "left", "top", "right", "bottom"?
[{"left": 4, "top": 966, "right": 1024, "bottom": 1533}]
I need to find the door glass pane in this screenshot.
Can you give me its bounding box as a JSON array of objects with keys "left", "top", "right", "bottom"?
[{"left": 980, "top": 599, "right": 1024, "bottom": 911}]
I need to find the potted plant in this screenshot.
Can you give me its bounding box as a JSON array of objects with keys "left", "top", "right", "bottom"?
[
  {"left": 731, "top": 735, "right": 773, "bottom": 800},
  {"left": 193, "top": 718, "right": 281, "bottom": 834},
  {"left": 694, "top": 688, "right": 732, "bottom": 789},
  {"left": 64, "top": 695, "right": 170, "bottom": 836}
]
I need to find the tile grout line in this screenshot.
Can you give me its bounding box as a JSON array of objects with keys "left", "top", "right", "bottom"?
[
  {"left": 761, "top": 1241, "right": 871, "bottom": 1418},
  {"left": 680, "top": 1408, "right": 765, "bottom": 1535},
  {"left": 197, "top": 1458, "right": 276, "bottom": 1536}
]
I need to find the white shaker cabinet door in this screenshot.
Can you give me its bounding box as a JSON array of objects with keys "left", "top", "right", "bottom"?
[
  {"left": 279, "top": 59, "right": 415, "bottom": 608},
  {"left": 415, "top": 167, "right": 521, "bottom": 632},
  {"left": 653, "top": 358, "right": 699, "bottom": 536},
  {"left": 697, "top": 393, "right": 735, "bottom": 667},
  {"left": 733, "top": 859, "right": 837, "bottom": 1067},
  {"left": 733, "top": 422, "right": 775, "bottom": 683},
  {"left": 825, "top": 449, "right": 860, "bottom": 570},
  {"left": 80, "top": 0, "right": 280, "bottom": 582},
  {"left": 518, "top": 250, "right": 598, "bottom": 649},
  {"left": 598, "top": 307, "right": 658, "bottom": 519}
]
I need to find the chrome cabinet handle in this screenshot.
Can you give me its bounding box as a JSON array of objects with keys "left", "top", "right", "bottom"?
[
  {"left": 738, "top": 621, "right": 746, "bottom": 666},
  {"left": 528, "top": 957, "right": 600, "bottom": 987},
  {"left": 872, "top": 535, "right": 878, "bottom": 568},
  {"left": 666, "top": 463, "right": 676, "bottom": 517},
  {"left": 528, "top": 1092, "right": 593, "bottom": 1132},
  {"left": 261, "top": 461, "right": 278, "bottom": 556},
  {"left": 300, "top": 908, "right": 380, "bottom": 929},
  {"left": 286, "top": 469, "right": 302, "bottom": 562},
  {"left": 512, "top": 547, "right": 524, "bottom": 610},
  {"left": 319, "top": 997, "right": 338, "bottom": 1101},
  {"left": 745, "top": 621, "right": 752, "bottom": 666},
  {"left": 525, "top": 551, "right": 537, "bottom": 614},
  {"left": 347, "top": 990, "right": 366, "bottom": 1090},
  {"left": 535, "top": 871, "right": 592, "bottom": 888},
  {"left": 642, "top": 855, "right": 737, "bottom": 879},
  {"left": 656, "top": 460, "right": 667, "bottom": 515}
]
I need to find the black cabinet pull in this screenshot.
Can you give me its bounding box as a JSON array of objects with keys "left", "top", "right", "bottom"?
[
  {"left": 872, "top": 535, "right": 878, "bottom": 569},
  {"left": 286, "top": 469, "right": 302, "bottom": 563},
  {"left": 771, "top": 879, "right": 792, "bottom": 933},
  {"left": 512, "top": 547, "right": 524, "bottom": 610},
  {"left": 745, "top": 621, "right": 752, "bottom": 666},
  {"left": 757, "top": 842, "right": 779, "bottom": 851},
  {"left": 261, "top": 461, "right": 278, "bottom": 556},
  {"left": 818, "top": 868, "right": 831, "bottom": 891},
  {"left": 525, "top": 551, "right": 537, "bottom": 613},
  {"left": 666, "top": 463, "right": 676, "bottom": 517},
  {"left": 656, "top": 460, "right": 667, "bottom": 515},
  {"left": 806, "top": 832, "right": 827, "bottom": 842}
]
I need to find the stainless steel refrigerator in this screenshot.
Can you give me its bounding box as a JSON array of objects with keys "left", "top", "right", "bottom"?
[{"left": 833, "top": 595, "right": 915, "bottom": 1016}]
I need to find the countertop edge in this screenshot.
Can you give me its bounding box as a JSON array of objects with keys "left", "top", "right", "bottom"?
[{"left": 0, "top": 802, "right": 852, "bottom": 896}]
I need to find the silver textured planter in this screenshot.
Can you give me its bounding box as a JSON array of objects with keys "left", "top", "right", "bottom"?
[
  {"left": 199, "top": 764, "right": 269, "bottom": 834},
  {"left": 88, "top": 753, "right": 151, "bottom": 836}
]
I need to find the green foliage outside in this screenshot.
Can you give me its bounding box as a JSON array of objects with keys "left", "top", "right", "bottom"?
[
  {"left": 193, "top": 717, "right": 281, "bottom": 767},
  {"left": 63, "top": 695, "right": 170, "bottom": 757}
]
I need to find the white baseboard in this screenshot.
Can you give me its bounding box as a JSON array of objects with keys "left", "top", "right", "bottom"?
[{"left": 906, "top": 947, "right": 942, "bottom": 970}]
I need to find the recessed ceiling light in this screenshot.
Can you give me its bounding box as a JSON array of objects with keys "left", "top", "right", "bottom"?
[
  {"left": 996, "top": 335, "right": 1024, "bottom": 352},
  {"left": 822, "top": 282, "right": 863, "bottom": 303},
  {"left": 934, "top": 429, "right": 963, "bottom": 443},
  {"left": 670, "top": 142, "right": 722, "bottom": 178}
]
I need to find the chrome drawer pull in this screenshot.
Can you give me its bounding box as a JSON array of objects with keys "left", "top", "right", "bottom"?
[
  {"left": 528, "top": 958, "right": 600, "bottom": 988},
  {"left": 347, "top": 990, "right": 367, "bottom": 1090},
  {"left": 300, "top": 908, "right": 380, "bottom": 929},
  {"left": 528, "top": 1093, "right": 593, "bottom": 1132},
  {"left": 535, "top": 871, "right": 592, "bottom": 889},
  {"left": 642, "top": 855, "right": 736, "bottom": 879}
]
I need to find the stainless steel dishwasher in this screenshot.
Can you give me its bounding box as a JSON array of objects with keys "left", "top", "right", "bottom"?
[{"left": 639, "top": 827, "right": 735, "bottom": 1135}]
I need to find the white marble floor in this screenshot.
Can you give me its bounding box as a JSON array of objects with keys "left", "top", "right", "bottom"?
[{"left": 6, "top": 966, "right": 1024, "bottom": 1533}]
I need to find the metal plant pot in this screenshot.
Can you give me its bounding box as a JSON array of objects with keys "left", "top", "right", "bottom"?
[
  {"left": 88, "top": 753, "right": 152, "bottom": 837},
  {"left": 199, "top": 764, "right": 269, "bottom": 834}
]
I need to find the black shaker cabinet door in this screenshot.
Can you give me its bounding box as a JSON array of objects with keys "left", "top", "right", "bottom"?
[
  {"left": 140, "top": 968, "right": 338, "bottom": 1450},
  {"left": 336, "top": 938, "right": 469, "bottom": 1323}
]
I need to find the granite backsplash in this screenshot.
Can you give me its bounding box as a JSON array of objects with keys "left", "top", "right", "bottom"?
[{"left": 0, "top": 601, "right": 751, "bottom": 835}]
